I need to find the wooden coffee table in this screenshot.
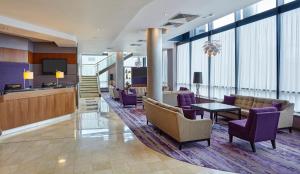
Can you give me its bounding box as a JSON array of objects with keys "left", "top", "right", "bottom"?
[{"left": 191, "top": 103, "right": 241, "bottom": 122}]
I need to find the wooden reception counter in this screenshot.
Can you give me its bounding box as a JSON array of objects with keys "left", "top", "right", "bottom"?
[{"left": 0, "top": 88, "right": 76, "bottom": 131}]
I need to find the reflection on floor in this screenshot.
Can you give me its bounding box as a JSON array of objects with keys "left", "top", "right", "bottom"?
[{"left": 0, "top": 97, "right": 229, "bottom": 174}]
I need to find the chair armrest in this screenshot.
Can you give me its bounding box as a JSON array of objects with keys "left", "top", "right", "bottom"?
[
  {"left": 278, "top": 103, "right": 295, "bottom": 128},
  {"left": 178, "top": 117, "right": 212, "bottom": 142}
]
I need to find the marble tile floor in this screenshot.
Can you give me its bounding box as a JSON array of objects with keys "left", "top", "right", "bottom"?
[{"left": 0, "top": 98, "right": 232, "bottom": 174}]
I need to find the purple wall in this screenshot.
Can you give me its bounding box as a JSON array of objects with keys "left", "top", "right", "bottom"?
[{"left": 0, "top": 62, "right": 30, "bottom": 90}]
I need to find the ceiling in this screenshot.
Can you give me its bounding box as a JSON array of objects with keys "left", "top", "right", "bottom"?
[{"left": 0, "top": 0, "right": 260, "bottom": 55}]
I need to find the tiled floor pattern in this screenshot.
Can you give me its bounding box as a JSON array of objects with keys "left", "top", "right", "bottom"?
[{"left": 0, "top": 97, "right": 231, "bottom": 174}]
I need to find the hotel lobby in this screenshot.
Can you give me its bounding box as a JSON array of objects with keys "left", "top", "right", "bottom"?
[{"left": 0, "top": 0, "right": 300, "bottom": 174}]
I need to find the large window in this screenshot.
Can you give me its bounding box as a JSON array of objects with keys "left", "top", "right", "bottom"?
[
  {"left": 280, "top": 8, "right": 300, "bottom": 111},
  {"left": 191, "top": 38, "right": 209, "bottom": 97},
  {"left": 176, "top": 43, "right": 190, "bottom": 89},
  {"left": 175, "top": 0, "right": 300, "bottom": 111},
  {"left": 238, "top": 16, "right": 277, "bottom": 98},
  {"left": 213, "top": 13, "right": 235, "bottom": 29},
  {"left": 210, "top": 29, "right": 235, "bottom": 99},
  {"left": 241, "top": 0, "right": 276, "bottom": 19}
]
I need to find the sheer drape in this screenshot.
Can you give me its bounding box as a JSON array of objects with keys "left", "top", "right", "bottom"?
[
  {"left": 162, "top": 50, "right": 168, "bottom": 86},
  {"left": 191, "top": 38, "right": 209, "bottom": 96},
  {"left": 238, "top": 16, "right": 277, "bottom": 98},
  {"left": 280, "top": 8, "right": 300, "bottom": 112},
  {"left": 176, "top": 43, "right": 190, "bottom": 89},
  {"left": 211, "top": 29, "right": 235, "bottom": 99}
]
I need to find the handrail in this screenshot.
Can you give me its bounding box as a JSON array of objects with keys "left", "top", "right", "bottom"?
[{"left": 96, "top": 54, "right": 114, "bottom": 66}]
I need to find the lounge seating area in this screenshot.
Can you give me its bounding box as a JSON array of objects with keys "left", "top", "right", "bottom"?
[{"left": 218, "top": 95, "right": 294, "bottom": 131}]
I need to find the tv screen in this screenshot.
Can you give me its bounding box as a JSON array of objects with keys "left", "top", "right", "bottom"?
[
  {"left": 131, "top": 67, "right": 147, "bottom": 86},
  {"left": 42, "top": 59, "right": 67, "bottom": 75}
]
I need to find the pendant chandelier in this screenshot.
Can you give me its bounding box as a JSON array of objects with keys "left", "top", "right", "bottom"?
[{"left": 203, "top": 40, "right": 221, "bottom": 56}]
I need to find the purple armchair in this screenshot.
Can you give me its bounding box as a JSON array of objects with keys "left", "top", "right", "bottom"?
[
  {"left": 228, "top": 107, "right": 280, "bottom": 152},
  {"left": 177, "top": 93, "right": 204, "bottom": 120},
  {"left": 119, "top": 90, "right": 137, "bottom": 107}
]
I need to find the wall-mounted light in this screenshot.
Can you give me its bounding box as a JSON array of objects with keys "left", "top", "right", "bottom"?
[{"left": 23, "top": 70, "right": 34, "bottom": 89}]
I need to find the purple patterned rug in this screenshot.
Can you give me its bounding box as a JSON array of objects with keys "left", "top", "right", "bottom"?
[{"left": 103, "top": 94, "right": 300, "bottom": 174}]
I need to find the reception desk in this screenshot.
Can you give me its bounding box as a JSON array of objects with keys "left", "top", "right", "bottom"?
[{"left": 0, "top": 88, "right": 76, "bottom": 131}]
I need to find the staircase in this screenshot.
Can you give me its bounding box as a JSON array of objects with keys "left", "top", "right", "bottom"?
[
  {"left": 79, "top": 76, "right": 100, "bottom": 98},
  {"left": 97, "top": 53, "right": 133, "bottom": 76}
]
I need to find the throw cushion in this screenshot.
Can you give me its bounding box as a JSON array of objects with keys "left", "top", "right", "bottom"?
[
  {"left": 272, "top": 101, "right": 282, "bottom": 111},
  {"left": 224, "top": 95, "right": 236, "bottom": 105}
]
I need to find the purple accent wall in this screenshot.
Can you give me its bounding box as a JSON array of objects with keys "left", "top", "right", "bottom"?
[{"left": 0, "top": 62, "right": 30, "bottom": 90}]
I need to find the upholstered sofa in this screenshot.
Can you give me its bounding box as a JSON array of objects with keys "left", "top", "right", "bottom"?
[
  {"left": 143, "top": 97, "right": 212, "bottom": 149},
  {"left": 218, "top": 95, "right": 294, "bottom": 130},
  {"left": 163, "top": 91, "right": 192, "bottom": 106}
]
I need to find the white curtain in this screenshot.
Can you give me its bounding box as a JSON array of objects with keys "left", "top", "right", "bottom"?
[
  {"left": 191, "top": 38, "right": 209, "bottom": 96},
  {"left": 238, "top": 16, "right": 277, "bottom": 98},
  {"left": 280, "top": 8, "right": 300, "bottom": 112},
  {"left": 176, "top": 43, "right": 190, "bottom": 89},
  {"left": 162, "top": 50, "right": 168, "bottom": 86},
  {"left": 211, "top": 29, "right": 235, "bottom": 99}
]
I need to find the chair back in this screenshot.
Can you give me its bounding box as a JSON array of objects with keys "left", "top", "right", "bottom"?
[
  {"left": 247, "top": 107, "right": 280, "bottom": 142},
  {"left": 129, "top": 88, "right": 137, "bottom": 95},
  {"left": 179, "top": 87, "right": 189, "bottom": 91},
  {"left": 177, "top": 93, "right": 196, "bottom": 107}
]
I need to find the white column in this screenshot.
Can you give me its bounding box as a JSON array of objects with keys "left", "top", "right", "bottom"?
[
  {"left": 147, "top": 28, "right": 162, "bottom": 101},
  {"left": 115, "top": 52, "right": 124, "bottom": 89}
]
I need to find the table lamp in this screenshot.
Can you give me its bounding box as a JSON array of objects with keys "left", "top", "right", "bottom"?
[
  {"left": 56, "top": 71, "right": 64, "bottom": 87},
  {"left": 193, "top": 72, "right": 202, "bottom": 97},
  {"left": 23, "top": 70, "right": 34, "bottom": 89}
]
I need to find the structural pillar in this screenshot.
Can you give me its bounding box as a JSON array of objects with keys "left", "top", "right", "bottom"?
[
  {"left": 147, "top": 28, "right": 162, "bottom": 101},
  {"left": 115, "top": 52, "right": 124, "bottom": 89}
]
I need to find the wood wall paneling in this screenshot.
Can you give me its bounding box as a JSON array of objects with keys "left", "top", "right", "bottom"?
[
  {"left": 31, "top": 53, "right": 77, "bottom": 64},
  {"left": 0, "top": 47, "right": 28, "bottom": 63},
  {"left": 0, "top": 88, "right": 76, "bottom": 130}
]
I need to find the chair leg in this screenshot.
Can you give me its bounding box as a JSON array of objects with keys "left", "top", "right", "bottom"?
[
  {"left": 207, "top": 139, "right": 210, "bottom": 146},
  {"left": 146, "top": 120, "right": 149, "bottom": 125},
  {"left": 289, "top": 127, "right": 293, "bottom": 133},
  {"left": 271, "top": 140, "right": 276, "bottom": 149},
  {"left": 250, "top": 142, "right": 256, "bottom": 152},
  {"left": 201, "top": 114, "right": 203, "bottom": 119},
  {"left": 178, "top": 143, "right": 182, "bottom": 150},
  {"left": 229, "top": 135, "right": 233, "bottom": 143}
]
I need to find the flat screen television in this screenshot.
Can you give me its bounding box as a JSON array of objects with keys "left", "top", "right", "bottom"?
[
  {"left": 42, "top": 59, "right": 67, "bottom": 75},
  {"left": 131, "top": 67, "right": 147, "bottom": 86}
]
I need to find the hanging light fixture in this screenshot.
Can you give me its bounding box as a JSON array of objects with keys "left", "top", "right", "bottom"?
[{"left": 203, "top": 40, "right": 221, "bottom": 56}]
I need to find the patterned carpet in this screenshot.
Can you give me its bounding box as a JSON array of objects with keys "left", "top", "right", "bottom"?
[{"left": 103, "top": 94, "right": 300, "bottom": 174}]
